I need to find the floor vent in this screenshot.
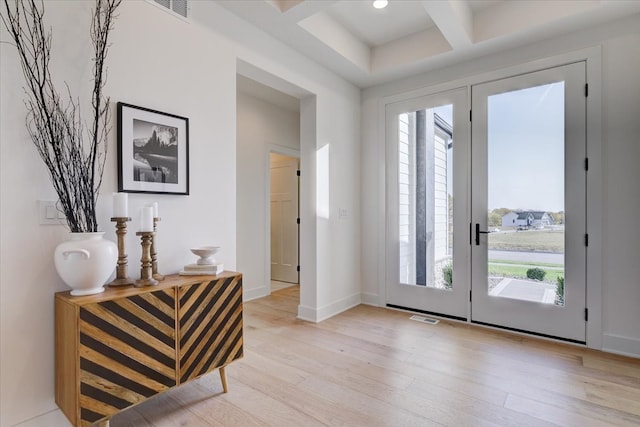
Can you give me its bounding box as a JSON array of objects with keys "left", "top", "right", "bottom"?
[{"left": 410, "top": 315, "right": 439, "bottom": 325}]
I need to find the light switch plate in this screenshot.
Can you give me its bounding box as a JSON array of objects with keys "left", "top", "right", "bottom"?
[
  {"left": 39, "top": 200, "right": 66, "bottom": 225},
  {"left": 45, "top": 205, "right": 57, "bottom": 219}
]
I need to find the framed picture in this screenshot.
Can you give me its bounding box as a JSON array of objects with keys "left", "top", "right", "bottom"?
[{"left": 117, "top": 102, "right": 189, "bottom": 195}]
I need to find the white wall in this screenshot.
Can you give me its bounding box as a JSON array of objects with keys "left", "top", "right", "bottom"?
[
  {"left": 203, "top": 10, "right": 362, "bottom": 322},
  {"left": 600, "top": 30, "right": 640, "bottom": 356},
  {"left": 361, "top": 14, "right": 640, "bottom": 357},
  {"left": 0, "top": 1, "right": 361, "bottom": 425},
  {"left": 236, "top": 90, "right": 300, "bottom": 300},
  {"left": 193, "top": 2, "right": 361, "bottom": 323}
]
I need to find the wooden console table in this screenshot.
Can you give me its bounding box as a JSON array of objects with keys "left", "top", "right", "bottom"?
[{"left": 55, "top": 272, "right": 243, "bottom": 427}]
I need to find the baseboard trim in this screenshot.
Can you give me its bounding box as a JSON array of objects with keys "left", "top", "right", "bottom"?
[
  {"left": 360, "top": 292, "right": 381, "bottom": 306},
  {"left": 297, "top": 304, "right": 318, "bottom": 322},
  {"left": 297, "top": 293, "right": 361, "bottom": 323},
  {"left": 602, "top": 333, "right": 640, "bottom": 358},
  {"left": 243, "top": 285, "right": 269, "bottom": 302}
]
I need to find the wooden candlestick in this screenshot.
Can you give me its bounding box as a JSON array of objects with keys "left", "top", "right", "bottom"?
[
  {"left": 108, "top": 217, "right": 134, "bottom": 287},
  {"left": 135, "top": 231, "right": 159, "bottom": 287},
  {"left": 151, "top": 217, "right": 164, "bottom": 280}
]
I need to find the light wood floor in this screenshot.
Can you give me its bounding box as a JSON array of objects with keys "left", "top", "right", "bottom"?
[
  {"left": 112, "top": 286, "right": 640, "bottom": 426},
  {"left": 270, "top": 280, "right": 298, "bottom": 292}
]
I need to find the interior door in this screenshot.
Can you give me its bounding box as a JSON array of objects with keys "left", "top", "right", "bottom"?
[
  {"left": 386, "top": 88, "right": 469, "bottom": 319},
  {"left": 270, "top": 154, "right": 299, "bottom": 284},
  {"left": 471, "top": 62, "right": 587, "bottom": 342}
]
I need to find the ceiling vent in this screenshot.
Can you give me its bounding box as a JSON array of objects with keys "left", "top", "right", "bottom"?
[{"left": 150, "top": 0, "right": 189, "bottom": 20}]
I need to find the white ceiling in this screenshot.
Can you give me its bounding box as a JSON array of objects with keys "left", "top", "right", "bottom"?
[
  {"left": 327, "top": 0, "right": 437, "bottom": 47},
  {"left": 219, "top": 0, "right": 640, "bottom": 89}
]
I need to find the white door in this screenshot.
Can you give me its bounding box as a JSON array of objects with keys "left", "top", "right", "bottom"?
[
  {"left": 471, "top": 62, "right": 587, "bottom": 342},
  {"left": 270, "top": 154, "right": 299, "bottom": 284},
  {"left": 386, "top": 88, "right": 470, "bottom": 319}
]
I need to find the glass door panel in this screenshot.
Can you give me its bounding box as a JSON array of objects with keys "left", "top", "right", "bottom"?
[
  {"left": 471, "top": 62, "right": 587, "bottom": 342},
  {"left": 398, "top": 106, "right": 453, "bottom": 290},
  {"left": 486, "top": 82, "right": 565, "bottom": 305},
  {"left": 387, "top": 88, "right": 469, "bottom": 319}
]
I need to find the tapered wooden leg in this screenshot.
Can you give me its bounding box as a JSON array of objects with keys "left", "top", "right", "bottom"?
[
  {"left": 98, "top": 420, "right": 110, "bottom": 427},
  {"left": 219, "top": 366, "right": 228, "bottom": 393}
]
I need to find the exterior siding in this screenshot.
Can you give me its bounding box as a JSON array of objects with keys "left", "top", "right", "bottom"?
[{"left": 398, "top": 113, "right": 415, "bottom": 285}]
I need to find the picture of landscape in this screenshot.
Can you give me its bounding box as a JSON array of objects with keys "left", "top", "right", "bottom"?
[{"left": 132, "top": 118, "right": 179, "bottom": 184}]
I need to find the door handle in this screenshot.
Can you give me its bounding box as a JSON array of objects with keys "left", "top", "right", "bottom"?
[{"left": 475, "top": 223, "right": 491, "bottom": 246}]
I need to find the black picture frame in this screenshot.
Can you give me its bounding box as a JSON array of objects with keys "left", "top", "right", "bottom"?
[{"left": 117, "top": 102, "right": 189, "bottom": 195}]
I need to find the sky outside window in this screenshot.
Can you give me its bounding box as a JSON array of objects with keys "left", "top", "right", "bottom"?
[{"left": 488, "top": 82, "right": 565, "bottom": 212}]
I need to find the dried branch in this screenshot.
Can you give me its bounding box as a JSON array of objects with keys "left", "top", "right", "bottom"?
[{"left": 1, "top": 0, "right": 122, "bottom": 232}]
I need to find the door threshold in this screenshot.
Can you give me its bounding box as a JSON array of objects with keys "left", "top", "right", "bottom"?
[{"left": 386, "top": 304, "right": 467, "bottom": 322}]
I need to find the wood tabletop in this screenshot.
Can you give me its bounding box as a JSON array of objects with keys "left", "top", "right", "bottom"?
[{"left": 55, "top": 271, "right": 242, "bottom": 305}]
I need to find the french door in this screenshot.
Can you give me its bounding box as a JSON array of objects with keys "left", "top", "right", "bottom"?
[
  {"left": 386, "top": 63, "right": 588, "bottom": 342},
  {"left": 471, "top": 62, "right": 587, "bottom": 342},
  {"left": 386, "top": 88, "right": 469, "bottom": 319}
]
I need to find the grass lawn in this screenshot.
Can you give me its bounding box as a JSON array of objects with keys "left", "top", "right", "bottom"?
[
  {"left": 488, "top": 263, "right": 564, "bottom": 283},
  {"left": 489, "top": 230, "right": 564, "bottom": 252}
]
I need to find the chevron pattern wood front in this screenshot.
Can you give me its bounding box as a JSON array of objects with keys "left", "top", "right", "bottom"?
[
  {"left": 55, "top": 272, "right": 243, "bottom": 427},
  {"left": 178, "top": 275, "right": 243, "bottom": 384},
  {"left": 78, "top": 289, "right": 176, "bottom": 426}
]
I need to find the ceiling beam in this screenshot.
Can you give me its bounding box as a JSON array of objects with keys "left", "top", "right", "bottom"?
[
  {"left": 266, "top": 1, "right": 304, "bottom": 13},
  {"left": 276, "top": 0, "right": 340, "bottom": 23},
  {"left": 372, "top": 27, "right": 451, "bottom": 73},
  {"left": 421, "top": 0, "right": 473, "bottom": 49},
  {"left": 298, "top": 11, "right": 370, "bottom": 72}
]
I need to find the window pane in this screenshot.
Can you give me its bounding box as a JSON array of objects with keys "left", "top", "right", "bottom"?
[
  {"left": 399, "top": 105, "right": 454, "bottom": 290},
  {"left": 486, "top": 82, "right": 565, "bottom": 306}
]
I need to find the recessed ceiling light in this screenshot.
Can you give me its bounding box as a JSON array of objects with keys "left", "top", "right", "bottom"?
[{"left": 373, "top": 0, "right": 388, "bottom": 9}]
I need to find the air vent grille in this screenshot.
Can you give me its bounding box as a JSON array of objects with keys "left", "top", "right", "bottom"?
[
  {"left": 152, "top": 0, "right": 189, "bottom": 19},
  {"left": 410, "top": 315, "right": 439, "bottom": 325},
  {"left": 171, "top": 0, "right": 188, "bottom": 17}
]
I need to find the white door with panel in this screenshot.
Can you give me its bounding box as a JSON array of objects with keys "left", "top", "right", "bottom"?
[
  {"left": 471, "top": 62, "right": 587, "bottom": 342},
  {"left": 386, "top": 88, "right": 469, "bottom": 319},
  {"left": 270, "top": 155, "right": 299, "bottom": 284}
]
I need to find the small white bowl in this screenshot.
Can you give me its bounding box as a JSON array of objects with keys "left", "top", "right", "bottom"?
[{"left": 191, "top": 246, "right": 220, "bottom": 265}]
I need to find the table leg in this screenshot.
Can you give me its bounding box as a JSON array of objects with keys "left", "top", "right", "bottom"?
[{"left": 219, "top": 366, "right": 228, "bottom": 393}]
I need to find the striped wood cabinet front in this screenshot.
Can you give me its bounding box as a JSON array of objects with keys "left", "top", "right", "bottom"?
[
  {"left": 178, "top": 274, "right": 243, "bottom": 384},
  {"left": 55, "top": 273, "right": 243, "bottom": 427},
  {"left": 79, "top": 288, "right": 176, "bottom": 425}
]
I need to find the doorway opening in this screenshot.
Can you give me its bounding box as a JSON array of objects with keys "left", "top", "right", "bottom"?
[
  {"left": 385, "top": 61, "right": 589, "bottom": 343},
  {"left": 236, "top": 63, "right": 311, "bottom": 312}
]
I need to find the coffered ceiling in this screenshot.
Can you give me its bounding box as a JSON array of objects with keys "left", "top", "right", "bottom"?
[{"left": 217, "top": 0, "right": 640, "bottom": 88}]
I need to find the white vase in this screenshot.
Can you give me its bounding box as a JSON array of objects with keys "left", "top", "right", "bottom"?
[{"left": 54, "top": 232, "right": 118, "bottom": 296}]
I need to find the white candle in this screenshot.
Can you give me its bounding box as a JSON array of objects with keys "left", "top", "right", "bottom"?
[
  {"left": 113, "top": 193, "right": 128, "bottom": 218},
  {"left": 140, "top": 206, "right": 154, "bottom": 232},
  {"left": 152, "top": 202, "right": 159, "bottom": 218}
]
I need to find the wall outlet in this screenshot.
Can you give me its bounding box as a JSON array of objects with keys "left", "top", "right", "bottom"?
[
  {"left": 338, "top": 208, "right": 348, "bottom": 219},
  {"left": 39, "top": 200, "right": 66, "bottom": 225}
]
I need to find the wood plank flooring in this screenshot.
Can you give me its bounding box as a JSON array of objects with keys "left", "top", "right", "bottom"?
[
  {"left": 270, "top": 281, "right": 298, "bottom": 292},
  {"left": 111, "top": 287, "right": 640, "bottom": 426}
]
